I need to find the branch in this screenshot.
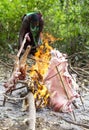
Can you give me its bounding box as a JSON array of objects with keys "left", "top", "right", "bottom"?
[
  {"left": 62, "top": 117, "right": 89, "bottom": 129},
  {"left": 69, "top": 64, "right": 89, "bottom": 78},
  {"left": 3, "top": 92, "right": 29, "bottom": 101},
  {"left": 0, "top": 59, "right": 13, "bottom": 69},
  {"left": 28, "top": 92, "right": 36, "bottom": 130}
]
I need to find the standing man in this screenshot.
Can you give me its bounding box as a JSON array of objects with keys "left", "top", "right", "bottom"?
[{"left": 18, "top": 12, "right": 44, "bottom": 54}]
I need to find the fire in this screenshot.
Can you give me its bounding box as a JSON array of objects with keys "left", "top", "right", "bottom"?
[
  {"left": 29, "top": 33, "right": 58, "bottom": 108},
  {"left": 43, "top": 33, "right": 62, "bottom": 44}
]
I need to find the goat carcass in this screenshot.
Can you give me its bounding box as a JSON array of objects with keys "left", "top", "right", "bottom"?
[{"left": 44, "top": 49, "right": 79, "bottom": 112}]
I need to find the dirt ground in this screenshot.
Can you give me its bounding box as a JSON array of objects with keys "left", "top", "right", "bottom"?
[{"left": 0, "top": 64, "right": 89, "bottom": 130}]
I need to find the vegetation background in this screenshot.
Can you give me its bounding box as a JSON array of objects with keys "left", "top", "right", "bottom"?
[{"left": 0, "top": 0, "right": 89, "bottom": 56}]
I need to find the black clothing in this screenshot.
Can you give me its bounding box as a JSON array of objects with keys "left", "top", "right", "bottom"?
[{"left": 18, "top": 12, "right": 44, "bottom": 54}]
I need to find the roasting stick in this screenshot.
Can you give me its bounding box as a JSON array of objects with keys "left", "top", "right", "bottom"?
[
  {"left": 56, "top": 66, "right": 76, "bottom": 121},
  {"left": 17, "top": 37, "right": 26, "bottom": 57}
]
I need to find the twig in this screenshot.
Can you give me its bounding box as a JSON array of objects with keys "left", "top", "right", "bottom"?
[
  {"left": 78, "top": 91, "right": 85, "bottom": 110},
  {"left": 3, "top": 92, "right": 29, "bottom": 101},
  {"left": 11, "top": 85, "right": 27, "bottom": 92},
  {"left": 56, "top": 66, "right": 69, "bottom": 99},
  {"left": 69, "top": 64, "right": 89, "bottom": 78},
  {"left": 73, "top": 67, "right": 89, "bottom": 75},
  {"left": 81, "top": 85, "right": 89, "bottom": 92},
  {"left": 0, "top": 59, "right": 13, "bottom": 69},
  {"left": 62, "top": 117, "right": 89, "bottom": 129},
  {"left": 56, "top": 66, "right": 76, "bottom": 121},
  {"left": 67, "top": 51, "right": 89, "bottom": 59}
]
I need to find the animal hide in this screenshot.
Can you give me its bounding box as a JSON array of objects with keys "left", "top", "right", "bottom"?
[{"left": 44, "top": 49, "right": 79, "bottom": 112}]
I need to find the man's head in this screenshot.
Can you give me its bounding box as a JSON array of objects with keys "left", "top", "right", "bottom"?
[{"left": 30, "top": 14, "right": 39, "bottom": 28}]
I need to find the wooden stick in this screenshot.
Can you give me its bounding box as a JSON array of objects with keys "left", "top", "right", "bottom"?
[
  {"left": 78, "top": 91, "right": 85, "bottom": 110},
  {"left": 28, "top": 91, "right": 36, "bottom": 130},
  {"left": 3, "top": 96, "right": 7, "bottom": 106},
  {"left": 56, "top": 66, "right": 76, "bottom": 121},
  {"left": 56, "top": 66, "right": 69, "bottom": 99},
  {"left": 3, "top": 92, "right": 29, "bottom": 101},
  {"left": 62, "top": 117, "right": 89, "bottom": 129},
  {"left": 17, "top": 37, "right": 26, "bottom": 57}
]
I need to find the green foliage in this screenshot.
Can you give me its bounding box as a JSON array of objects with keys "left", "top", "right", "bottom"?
[{"left": 0, "top": 0, "right": 89, "bottom": 55}]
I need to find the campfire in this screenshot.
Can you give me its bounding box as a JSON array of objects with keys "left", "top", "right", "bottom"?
[
  {"left": 29, "top": 42, "right": 52, "bottom": 109},
  {"left": 29, "top": 43, "right": 79, "bottom": 112},
  {"left": 3, "top": 33, "right": 80, "bottom": 112},
  {"left": 2, "top": 33, "right": 87, "bottom": 130}
]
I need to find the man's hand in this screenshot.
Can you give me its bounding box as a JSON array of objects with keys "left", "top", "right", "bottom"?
[
  {"left": 25, "top": 33, "right": 31, "bottom": 42},
  {"left": 38, "top": 38, "right": 42, "bottom": 45}
]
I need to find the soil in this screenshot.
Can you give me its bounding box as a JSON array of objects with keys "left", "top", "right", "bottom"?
[{"left": 0, "top": 64, "right": 89, "bottom": 130}]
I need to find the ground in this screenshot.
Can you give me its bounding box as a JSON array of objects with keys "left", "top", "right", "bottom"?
[{"left": 0, "top": 64, "right": 89, "bottom": 130}]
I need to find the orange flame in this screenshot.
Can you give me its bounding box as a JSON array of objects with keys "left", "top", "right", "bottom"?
[
  {"left": 29, "top": 33, "right": 60, "bottom": 108},
  {"left": 43, "top": 33, "right": 62, "bottom": 44}
]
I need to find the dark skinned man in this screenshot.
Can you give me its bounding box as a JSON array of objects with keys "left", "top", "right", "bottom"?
[{"left": 18, "top": 12, "right": 44, "bottom": 55}]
